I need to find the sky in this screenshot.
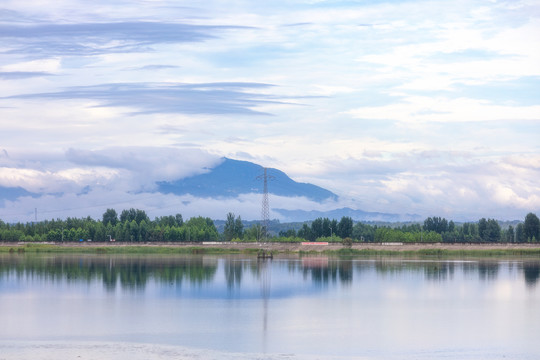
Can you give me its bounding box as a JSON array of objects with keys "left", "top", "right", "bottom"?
[{"left": 0, "top": 0, "right": 539, "bottom": 223}]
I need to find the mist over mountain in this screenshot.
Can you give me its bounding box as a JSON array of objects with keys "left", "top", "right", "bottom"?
[
  {"left": 157, "top": 158, "right": 338, "bottom": 202},
  {"left": 0, "top": 157, "right": 418, "bottom": 223}
]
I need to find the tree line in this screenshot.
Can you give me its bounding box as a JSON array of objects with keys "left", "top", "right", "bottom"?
[
  {"left": 0, "top": 208, "right": 218, "bottom": 243},
  {"left": 0, "top": 209, "right": 539, "bottom": 243}
]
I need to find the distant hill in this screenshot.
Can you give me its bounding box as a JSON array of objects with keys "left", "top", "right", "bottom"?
[
  {"left": 273, "top": 207, "right": 422, "bottom": 223},
  {"left": 0, "top": 186, "right": 36, "bottom": 205},
  {"left": 157, "top": 158, "right": 338, "bottom": 202}
]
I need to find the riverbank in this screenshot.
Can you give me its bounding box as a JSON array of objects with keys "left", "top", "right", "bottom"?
[{"left": 1, "top": 242, "right": 540, "bottom": 257}]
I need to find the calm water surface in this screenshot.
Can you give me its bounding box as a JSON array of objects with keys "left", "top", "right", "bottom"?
[{"left": 1, "top": 254, "right": 539, "bottom": 359}]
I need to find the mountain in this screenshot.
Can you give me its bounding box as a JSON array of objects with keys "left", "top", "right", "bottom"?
[
  {"left": 0, "top": 186, "right": 36, "bottom": 205},
  {"left": 273, "top": 207, "right": 422, "bottom": 223},
  {"left": 157, "top": 158, "right": 338, "bottom": 202}
]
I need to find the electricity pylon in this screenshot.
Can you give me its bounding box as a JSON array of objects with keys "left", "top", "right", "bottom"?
[{"left": 257, "top": 167, "right": 274, "bottom": 242}]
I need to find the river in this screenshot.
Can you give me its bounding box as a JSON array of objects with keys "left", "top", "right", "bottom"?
[{"left": 1, "top": 254, "right": 539, "bottom": 359}]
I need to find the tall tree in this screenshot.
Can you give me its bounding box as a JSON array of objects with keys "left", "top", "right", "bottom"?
[
  {"left": 506, "top": 225, "right": 514, "bottom": 243},
  {"left": 102, "top": 208, "right": 118, "bottom": 226},
  {"left": 515, "top": 223, "right": 525, "bottom": 243},
  {"left": 524, "top": 213, "right": 540, "bottom": 241},
  {"left": 311, "top": 218, "right": 323, "bottom": 239},
  {"left": 224, "top": 212, "right": 238, "bottom": 241},
  {"left": 175, "top": 213, "right": 184, "bottom": 227},
  {"left": 337, "top": 216, "right": 353, "bottom": 238},
  {"left": 234, "top": 215, "right": 243, "bottom": 240},
  {"left": 298, "top": 223, "right": 314, "bottom": 241},
  {"left": 484, "top": 219, "right": 501, "bottom": 242},
  {"left": 478, "top": 218, "right": 488, "bottom": 241},
  {"left": 120, "top": 208, "right": 149, "bottom": 224},
  {"left": 120, "top": 208, "right": 136, "bottom": 223}
]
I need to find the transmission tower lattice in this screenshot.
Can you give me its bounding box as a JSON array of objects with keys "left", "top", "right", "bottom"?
[{"left": 257, "top": 168, "right": 274, "bottom": 242}]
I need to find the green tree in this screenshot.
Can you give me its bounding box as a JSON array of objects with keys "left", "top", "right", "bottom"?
[
  {"left": 352, "top": 222, "right": 376, "bottom": 242},
  {"left": 245, "top": 223, "right": 262, "bottom": 241},
  {"left": 424, "top": 217, "right": 449, "bottom": 233},
  {"left": 322, "top": 218, "right": 332, "bottom": 237},
  {"left": 224, "top": 212, "right": 243, "bottom": 241},
  {"left": 478, "top": 218, "right": 488, "bottom": 242},
  {"left": 185, "top": 216, "right": 218, "bottom": 241},
  {"left": 298, "top": 223, "right": 314, "bottom": 241},
  {"left": 337, "top": 216, "right": 353, "bottom": 238},
  {"left": 139, "top": 220, "right": 149, "bottom": 242},
  {"left": 120, "top": 208, "right": 149, "bottom": 225},
  {"left": 524, "top": 213, "right": 540, "bottom": 242},
  {"left": 175, "top": 213, "right": 184, "bottom": 227},
  {"left": 102, "top": 208, "right": 118, "bottom": 226},
  {"left": 515, "top": 223, "right": 525, "bottom": 243},
  {"left": 448, "top": 220, "right": 455, "bottom": 232},
  {"left": 506, "top": 225, "right": 514, "bottom": 243},
  {"left": 311, "top": 218, "right": 323, "bottom": 238},
  {"left": 234, "top": 216, "right": 243, "bottom": 240},
  {"left": 94, "top": 222, "right": 106, "bottom": 242},
  {"left": 482, "top": 219, "right": 501, "bottom": 242}
]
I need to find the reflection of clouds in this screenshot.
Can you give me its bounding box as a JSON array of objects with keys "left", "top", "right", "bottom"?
[{"left": 492, "top": 280, "right": 515, "bottom": 301}]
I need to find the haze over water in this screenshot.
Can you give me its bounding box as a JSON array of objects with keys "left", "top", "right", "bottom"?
[{"left": 1, "top": 254, "right": 539, "bottom": 359}]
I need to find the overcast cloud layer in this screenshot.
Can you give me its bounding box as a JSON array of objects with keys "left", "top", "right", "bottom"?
[{"left": 0, "top": 0, "right": 539, "bottom": 222}]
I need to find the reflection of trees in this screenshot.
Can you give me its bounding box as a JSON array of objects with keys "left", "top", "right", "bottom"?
[
  {"left": 0, "top": 254, "right": 217, "bottom": 291},
  {"left": 339, "top": 260, "right": 353, "bottom": 284},
  {"left": 423, "top": 262, "right": 455, "bottom": 281},
  {"left": 3, "top": 255, "right": 539, "bottom": 291},
  {"left": 523, "top": 263, "right": 540, "bottom": 287},
  {"left": 299, "top": 257, "right": 353, "bottom": 286},
  {"left": 372, "top": 260, "right": 456, "bottom": 281},
  {"left": 477, "top": 262, "right": 499, "bottom": 281},
  {"left": 224, "top": 259, "right": 243, "bottom": 290}
]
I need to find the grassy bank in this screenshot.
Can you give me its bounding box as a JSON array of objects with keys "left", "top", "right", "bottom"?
[
  {"left": 320, "top": 247, "right": 540, "bottom": 258},
  {"left": 0, "top": 244, "right": 255, "bottom": 255},
  {"left": 2, "top": 243, "right": 540, "bottom": 258}
]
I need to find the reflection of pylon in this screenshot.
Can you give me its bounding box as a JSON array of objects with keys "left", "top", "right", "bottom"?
[{"left": 261, "top": 168, "right": 270, "bottom": 241}]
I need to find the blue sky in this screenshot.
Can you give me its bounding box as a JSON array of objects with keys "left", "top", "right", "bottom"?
[{"left": 0, "top": 0, "right": 539, "bottom": 222}]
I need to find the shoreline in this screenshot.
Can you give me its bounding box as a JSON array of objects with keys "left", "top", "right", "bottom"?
[{"left": 1, "top": 242, "right": 540, "bottom": 257}]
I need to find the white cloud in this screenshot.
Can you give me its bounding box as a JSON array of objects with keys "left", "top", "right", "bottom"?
[
  {"left": 65, "top": 147, "right": 222, "bottom": 182},
  {"left": 1, "top": 0, "right": 539, "bottom": 222},
  {"left": 0, "top": 58, "right": 61, "bottom": 73},
  {"left": 346, "top": 96, "right": 540, "bottom": 123},
  {"left": 0, "top": 188, "right": 336, "bottom": 223}
]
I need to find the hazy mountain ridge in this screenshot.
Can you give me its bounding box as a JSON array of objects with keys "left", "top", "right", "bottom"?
[
  {"left": 0, "top": 159, "right": 419, "bottom": 223},
  {"left": 157, "top": 158, "right": 338, "bottom": 202},
  {"left": 0, "top": 186, "right": 37, "bottom": 205},
  {"left": 274, "top": 207, "right": 422, "bottom": 223}
]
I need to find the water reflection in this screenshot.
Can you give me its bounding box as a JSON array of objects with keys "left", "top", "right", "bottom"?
[
  {"left": 2, "top": 254, "right": 540, "bottom": 359},
  {"left": 224, "top": 259, "right": 243, "bottom": 290},
  {"left": 0, "top": 254, "right": 217, "bottom": 291},
  {"left": 258, "top": 259, "right": 271, "bottom": 352},
  {"left": 0, "top": 254, "right": 539, "bottom": 291},
  {"left": 478, "top": 262, "right": 499, "bottom": 281},
  {"left": 524, "top": 263, "right": 540, "bottom": 287}
]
